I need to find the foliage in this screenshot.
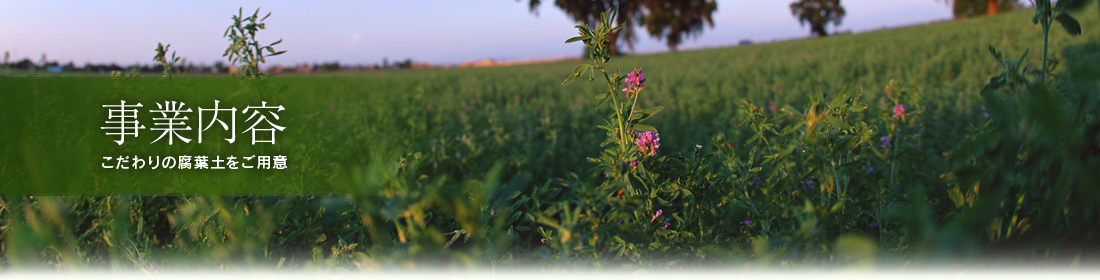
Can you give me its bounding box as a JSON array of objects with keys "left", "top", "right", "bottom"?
[
  {"left": 524, "top": 0, "right": 717, "bottom": 53},
  {"left": 930, "top": 0, "right": 1099, "bottom": 262},
  {"left": 947, "top": 0, "right": 1020, "bottom": 18},
  {"left": 223, "top": 7, "right": 286, "bottom": 78},
  {"left": 790, "top": 0, "right": 846, "bottom": 37},
  {"left": 153, "top": 43, "right": 180, "bottom": 78}
]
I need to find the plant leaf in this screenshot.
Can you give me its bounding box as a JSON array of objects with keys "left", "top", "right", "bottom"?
[
  {"left": 562, "top": 64, "right": 593, "bottom": 85},
  {"left": 1055, "top": 13, "right": 1082, "bottom": 36},
  {"left": 829, "top": 86, "right": 855, "bottom": 109},
  {"left": 825, "top": 115, "right": 850, "bottom": 130},
  {"left": 632, "top": 124, "right": 658, "bottom": 133},
  {"left": 850, "top": 103, "right": 868, "bottom": 112},
  {"left": 629, "top": 106, "right": 665, "bottom": 123},
  {"left": 565, "top": 36, "right": 592, "bottom": 43},
  {"left": 594, "top": 91, "right": 612, "bottom": 110}
]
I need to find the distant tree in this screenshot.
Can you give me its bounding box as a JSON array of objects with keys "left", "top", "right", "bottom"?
[
  {"left": 14, "top": 58, "right": 35, "bottom": 70},
  {"left": 789, "top": 0, "right": 846, "bottom": 37},
  {"left": 523, "top": 0, "right": 718, "bottom": 53},
  {"left": 942, "top": 0, "right": 1020, "bottom": 19}
]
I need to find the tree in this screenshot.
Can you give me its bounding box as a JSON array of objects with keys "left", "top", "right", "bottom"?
[
  {"left": 523, "top": 0, "right": 717, "bottom": 53},
  {"left": 790, "top": 0, "right": 846, "bottom": 37},
  {"left": 942, "top": 0, "right": 1020, "bottom": 19}
]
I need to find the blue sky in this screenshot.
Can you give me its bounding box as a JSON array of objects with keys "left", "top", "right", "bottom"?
[{"left": 0, "top": 0, "right": 956, "bottom": 66}]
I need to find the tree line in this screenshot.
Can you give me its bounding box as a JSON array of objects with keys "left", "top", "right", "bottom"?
[{"left": 525, "top": 0, "right": 1064, "bottom": 53}]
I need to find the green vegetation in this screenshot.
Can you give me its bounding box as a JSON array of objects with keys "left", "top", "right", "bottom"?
[{"left": 2, "top": 3, "right": 1100, "bottom": 271}]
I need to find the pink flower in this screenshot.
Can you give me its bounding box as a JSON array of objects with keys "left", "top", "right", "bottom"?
[
  {"left": 629, "top": 160, "right": 639, "bottom": 171},
  {"left": 622, "top": 69, "right": 646, "bottom": 98},
  {"left": 651, "top": 209, "right": 663, "bottom": 222},
  {"left": 742, "top": 219, "right": 751, "bottom": 226},
  {"left": 634, "top": 131, "right": 660, "bottom": 157},
  {"left": 893, "top": 104, "right": 906, "bottom": 120}
]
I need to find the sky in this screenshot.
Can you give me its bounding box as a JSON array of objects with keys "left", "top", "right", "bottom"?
[{"left": 0, "top": 0, "right": 956, "bottom": 67}]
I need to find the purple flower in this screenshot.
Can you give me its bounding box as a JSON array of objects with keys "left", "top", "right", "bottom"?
[
  {"left": 801, "top": 180, "right": 814, "bottom": 190},
  {"left": 750, "top": 177, "right": 762, "bottom": 186},
  {"left": 892, "top": 104, "right": 906, "bottom": 119},
  {"left": 867, "top": 167, "right": 874, "bottom": 174},
  {"left": 869, "top": 221, "right": 878, "bottom": 228},
  {"left": 661, "top": 218, "right": 671, "bottom": 230},
  {"left": 742, "top": 219, "right": 751, "bottom": 226},
  {"left": 622, "top": 69, "right": 646, "bottom": 98},
  {"left": 634, "top": 131, "right": 661, "bottom": 156},
  {"left": 880, "top": 136, "right": 891, "bottom": 149},
  {"left": 651, "top": 209, "right": 663, "bottom": 222}
]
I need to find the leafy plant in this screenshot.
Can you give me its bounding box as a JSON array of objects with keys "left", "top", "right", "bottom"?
[
  {"left": 1033, "top": 0, "right": 1084, "bottom": 81},
  {"left": 223, "top": 7, "right": 286, "bottom": 78},
  {"left": 153, "top": 43, "right": 180, "bottom": 78},
  {"left": 563, "top": 7, "right": 665, "bottom": 191}
]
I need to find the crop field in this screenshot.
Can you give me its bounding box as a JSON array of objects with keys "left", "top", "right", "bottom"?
[{"left": 2, "top": 3, "right": 1100, "bottom": 272}]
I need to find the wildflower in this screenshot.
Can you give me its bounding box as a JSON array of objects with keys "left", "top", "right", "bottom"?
[
  {"left": 661, "top": 218, "right": 671, "bottom": 230},
  {"left": 801, "top": 180, "right": 814, "bottom": 190},
  {"left": 651, "top": 209, "right": 663, "bottom": 222},
  {"left": 695, "top": 144, "right": 703, "bottom": 150},
  {"left": 622, "top": 69, "right": 646, "bottom": 98},
  {"left": 869, "top": 221, "right": 878, "bottom": 228},
  {"left": 880, "top": 136, "right": 891, "bottom": 149},
  {"left": 750, "top": 177, "right": 762, "bottom": 186},
  {"left": 892, "top": 104, "right": 906, "bottom": 120},
  {"left": 867, "top": 167, "right": 874, "bottom": 174},
  {"left": 769, "top": 102, "right": 776, "bottom": 112},
  {"left": 634, "top": 131, "right": 661, "bottom": 156},
  {"left": 629, "top": 160, "right": 639, "bottom": 171},
  {"left": 742, "top": 219, "right": 751, "bottom": 226}
]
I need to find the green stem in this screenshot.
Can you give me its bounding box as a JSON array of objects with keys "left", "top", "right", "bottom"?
[
  {"left": 600, "top": 68, "right": 629, "bottom": 158},
  {"left": 1041, "top": 20, "right": 1051, "bottom": 82}
]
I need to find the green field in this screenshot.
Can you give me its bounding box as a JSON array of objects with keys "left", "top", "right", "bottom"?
[{"left": 2, "top": 5, "right": 1100, "bottom": 271}]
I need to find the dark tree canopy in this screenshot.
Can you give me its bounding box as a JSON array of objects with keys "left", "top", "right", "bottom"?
[
  {"left": 789, "top": 0, "right": 846, "bottom": 37},
  {"left": 524, "top": 0, "right": 718, "bottom": 53},
  {"left": 946, "top": 0, "right": 1019, "bottom": 19}
]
